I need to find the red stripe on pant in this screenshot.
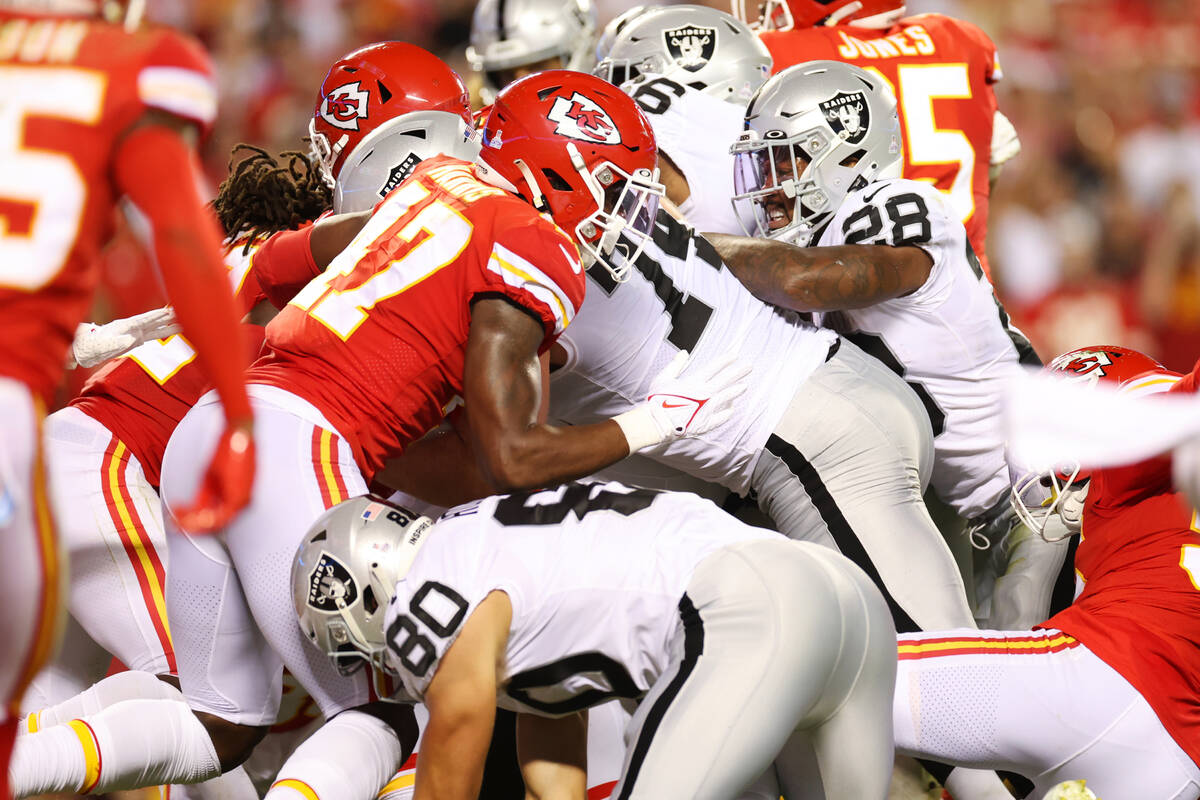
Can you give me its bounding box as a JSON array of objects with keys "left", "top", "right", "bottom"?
[{"left": 100, "top": 437, "right": 176, "bottom": 673}]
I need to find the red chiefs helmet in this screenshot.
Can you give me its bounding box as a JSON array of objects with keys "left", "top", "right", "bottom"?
[
  {"left": 308, "top": 42, "right": 471, "bottom": 187},
  {"left": 1046, "top": 345, "right": 1180, "bottom": 395},
  {"left": 475, "top": 70, "right": 663, "bottom": 282},
  {"left": 1012, "top": 344, "right": 1181, "bottom": 541},
  {"left": 732, "top": 0, "right": 905, "bottom": 32}
]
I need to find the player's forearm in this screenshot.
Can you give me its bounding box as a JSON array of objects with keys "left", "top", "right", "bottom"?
[
  {"left": 474, "top": 421, "right": 631, "bottom": 492},
  {"left": 114, "top": 125, "right": 252, "bottom": 422},
  {"left": 705, "top": 234, "right": 919, "bottom": 311},
  {"left": 412, "top": 716, "right": 489, "bottom": 800}
]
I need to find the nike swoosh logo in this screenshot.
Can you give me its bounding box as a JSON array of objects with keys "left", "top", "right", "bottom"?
[
  {"left": 661, "top": 402, "right": 692, "bottom": 409},
  {"left": 560, "top": 244, "right": 582, "bottom": 274},
  {"left": 862, "top": 184, "right": 889, "bottom": 203}
]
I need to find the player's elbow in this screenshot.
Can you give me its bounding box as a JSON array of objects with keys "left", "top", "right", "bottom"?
[{"left": 476, "top": 436, "right": 546, "bottom": 492}]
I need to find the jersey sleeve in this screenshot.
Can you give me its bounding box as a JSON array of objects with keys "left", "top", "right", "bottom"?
[
  {"left": 222, "top": 239, "right": 268, "bottom": 314},
  {"left": 475, "top": 211, "right": 586, "bottom": 348},
  {"left": 847, "top": 180, "right": 963, "bottom": 308},
  {"left": 251, "top": 225, "right": 323, "bottom": 310},
  {"left": 935, "top": 14, "right": 1002, "bottom": 84},
  {"left": 136, "top": 30, "right": 218, "bottom": 136}
]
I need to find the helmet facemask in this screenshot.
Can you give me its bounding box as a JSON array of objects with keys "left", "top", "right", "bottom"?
[
  {"left": 307, "top": 117, "right": 346, "bottom": 190},
  {"left": 1010, "top": 464, "right": 1088, "bottom": 543},
  {"left": 731, "top": 0, "right": 793, "bottom": 31},
  {"left": 732, "top": 126, "right": 864, "bottom": 245},
  {"left": 568, "top": 143, "right": 663, "bottom": 282}
]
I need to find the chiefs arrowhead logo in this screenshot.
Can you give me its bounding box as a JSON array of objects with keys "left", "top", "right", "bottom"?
[
  {"left": 1049, "top": 349, "right": 1114, "bottom": 386},
  {"left": 320, "top": 81, "right": 370, "bottom": 131},
  {"left": 547, "top": 92, "right": 622, "bottom": 145}
]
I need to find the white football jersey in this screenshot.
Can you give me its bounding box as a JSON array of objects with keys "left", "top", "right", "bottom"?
[
  {"left": 551, "top": 210, "right": 837, "bottom": 494},
  {"left": 382, "top": 483, "right": 770, "bottom": 712},
  {"left": 813, "top": 178, "right": 1040, "bottom": 518},
  {"left": 625, "top": 75, "right": 752, "bottom": 235}
]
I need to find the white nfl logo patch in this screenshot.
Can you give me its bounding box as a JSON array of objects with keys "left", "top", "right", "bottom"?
[
  {"left": 547, "top": 93, "right": 622, "bottom": 145},
  {"left": 320, "top": 81, "right": 370, "bottom": 131},
  {"left": 663, "top": 25, "right": 717, "bottom": 72}
]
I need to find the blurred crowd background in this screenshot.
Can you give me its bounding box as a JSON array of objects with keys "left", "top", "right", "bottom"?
[{"left": 82, "top": 0, "right": 1200, "bottom": 404}]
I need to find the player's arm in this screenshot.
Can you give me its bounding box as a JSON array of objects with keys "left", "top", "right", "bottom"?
[
  {"left": 517, "top": 712, "right": 587, "bottom": 800},
  {"left": 375, "top": 417, "right": 498, "bottom": 508},
  {"left": 113, "top": 110, "right": 254, "bottom": 531},
  {"left": 704, "top": 234, "right": 933, "bottom": 312},
  {"left": 415, "top": 591, "right": 512, "bottom": 800},
  {"left": 253, "top": 211, "right": 372, "bottom": 308},
  {"left": 463, "top": 299, "right": 632, "bottom": 490}
]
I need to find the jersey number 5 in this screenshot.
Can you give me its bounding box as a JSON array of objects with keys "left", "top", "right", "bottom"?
[
  {"left": 0, "top": 66, "right": 105, "bottom": 289},
  {"left": 867, "top": 64, "right": 976, "bottom": 226}
]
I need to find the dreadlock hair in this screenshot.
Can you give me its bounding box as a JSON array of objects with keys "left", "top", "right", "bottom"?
[{"left": 212, "top": 144, "right": 333, "bottom": 253}]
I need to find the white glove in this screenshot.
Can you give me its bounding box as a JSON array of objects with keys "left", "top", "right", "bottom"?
[
  {"left": 613, "top": 350, "right": 751, "bottom": 453},
  {"left": 69, "top": 306, "right": 181, "bottom": 369},
  {"left": 1174, "top": 434, "right": 1200, "bottom": 512}
]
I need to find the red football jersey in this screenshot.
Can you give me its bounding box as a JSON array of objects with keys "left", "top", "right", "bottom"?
[
  {"left": 69, "top": 244, "right": 266, "bottom": 488},
  {"left": 1043, "top": 360, "right": 1200, "bottom": 768},
  {"left": 760, "top": 14, "right": 1001, "bottom": 276},
  {"left": 247, "top": 156, "right": 586, "bottom": 479},
  {"left": 0, "top": 12, "right": 218, "bottom": 404}
]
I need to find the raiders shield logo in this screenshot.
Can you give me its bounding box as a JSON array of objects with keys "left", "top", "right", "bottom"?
[
  {"left": 378, "top": 154, "right": 422, "bottom": 199},
  {"left": 663, "top": 25, "right": 716, "bottom": 72},
  {"left": 547, "top": 92, "right": 621, "bottom": 145},
  {"left": 320, "top": 81, "right": 370, "bottom": 131},
  {"left": 305, "top": 552, "right": 359, "bottom": 612},
  {"left": 819, "top": 91, "right": 870, "bottom": 145}
]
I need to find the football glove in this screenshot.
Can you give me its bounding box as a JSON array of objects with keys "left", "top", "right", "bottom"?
[
  {"left": 614, "top": 350, "right": 751, "bottom": 453},
  {"left": 170, "top": 421, "right": 256, "bottom": 534},
  {"left": 69, "top": 307, "right": 182, "bottom": 368}
]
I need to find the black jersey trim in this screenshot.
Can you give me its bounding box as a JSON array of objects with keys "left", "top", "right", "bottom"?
[
  {"left": 615, "top": 593, "right": 705, "bottom": 799},
  {"left": 764, "top": 434, "right": 920, "bottom": 633}
]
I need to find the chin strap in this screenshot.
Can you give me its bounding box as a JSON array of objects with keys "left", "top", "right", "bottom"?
[{"left": 512, "top": 157, "right": 549, "bottom": 213}]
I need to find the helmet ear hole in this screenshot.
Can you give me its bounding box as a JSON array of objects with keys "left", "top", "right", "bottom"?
[
  {"left": 542, "top": 168, "right": 573, "bottom": 191},
  {"left": 362, "top": 585, "right": 378, "bottom": 615}
]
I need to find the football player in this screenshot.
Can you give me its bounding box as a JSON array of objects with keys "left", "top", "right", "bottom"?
[
  {"left": 15, "top": 147, "right": 335, "bottom": 800},
  {"left": 595, "top": 5, "right": 771, "bottom": 234},
  {"left": 543, "top": 199, "right": 977, "bottom": 635},
  {"left": 467, "top": 0, "right": 597, "bottom": 105},
  {"left": 895, "top": 347, "right": 1200, "bottom": 799},
  {"left": 736, "top": 0, "right": 1019, "bottom": 277},
  {"left": 713, "top": 60, "right": 1056, "bottom": 612},
  {"left": 10, "top": 70, "right": 746, "bottom": 800},
  {"left": 292, "top": 484, "right": 898, "bottom": 799},
  {"left": 0, "top": 0, "right": 256, "bottom": 781}
]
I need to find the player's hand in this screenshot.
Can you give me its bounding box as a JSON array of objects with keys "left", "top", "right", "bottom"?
[
  {"left": 69, "top": 307, "right": 182, "bottom": 369},
  {"left": 172, "top": 419, "right": 255, "bottom": 534},
  {"left": 614, "top": 350, "right": 751, "bottom": 453}
]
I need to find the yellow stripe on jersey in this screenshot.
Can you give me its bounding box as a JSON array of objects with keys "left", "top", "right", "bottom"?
[
  {"left": 487, "top": 243, "right": 577, "bottom": 333},
  {"left": 272, "top": 779, "right": 321, "bottom": 800},
  {"left": 377, "top": 773, "right": 416, "bottom": 798},
  {"left": 25, "top": 711, "right": 39, "bottom": 734},
  {"left": 319, "top": 430, "right": 343, "bottom": 506},
  {"left": 898, "top": 633, "right": 1076, "bottom": 657},
  {"left": 67, "top": 719, "right": 102, "bottom": 793}
]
